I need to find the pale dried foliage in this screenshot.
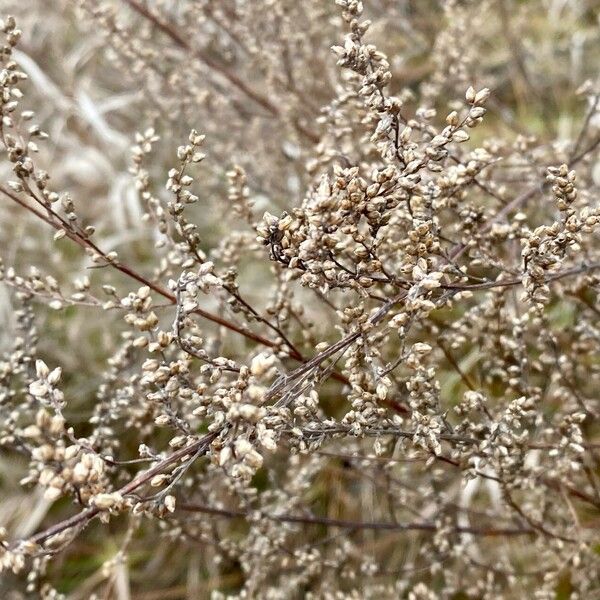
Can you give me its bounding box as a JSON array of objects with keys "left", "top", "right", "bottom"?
[{"left": 0, "top": 0, "right": 599, "bottom": 598}]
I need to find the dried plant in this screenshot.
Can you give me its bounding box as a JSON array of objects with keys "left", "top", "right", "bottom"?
[{"left": 0, "top": 0, "right": 599, "bottom": 597}]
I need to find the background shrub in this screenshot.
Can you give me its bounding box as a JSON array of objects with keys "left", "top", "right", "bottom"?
[{"left": 0, "top": 0, "right": 599, "bottom": 597}]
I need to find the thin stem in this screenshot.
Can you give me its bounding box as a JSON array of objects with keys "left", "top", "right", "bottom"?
[{"left": 177, "top": 502, "right": 536, "bottom": 537}]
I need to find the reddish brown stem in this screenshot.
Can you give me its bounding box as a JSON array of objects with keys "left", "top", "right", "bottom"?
[{"left": 178, "top": 502, "right": 536, "bottom": 537}]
